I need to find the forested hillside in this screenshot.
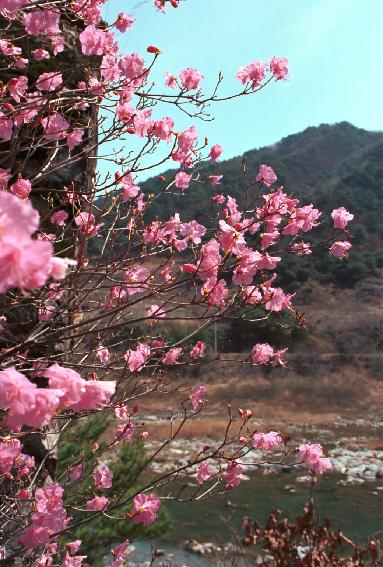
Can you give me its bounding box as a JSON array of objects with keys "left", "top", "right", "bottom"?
[{"left": 140, "top": 121, "right": 383, "bottom": 289}]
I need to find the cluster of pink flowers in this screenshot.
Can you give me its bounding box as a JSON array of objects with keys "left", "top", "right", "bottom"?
[
  {"left": 251, "top": 343, "right": 288, "bottom": 366},
  {"left": 298, "top": 443, "right": 332, "bottom": 476},
  {"left": 0, "top": 0, "right": 355, "bottom": 560},
  {"left": 124, "top": 343, "right": 151, "bottom": 372},
  {"left": 0, "top": 193, "right": 73, "bottom": 294},
  {"left": 19, "top": 483, "right": 69, "bottom": 549},
  {"left": 0, "top": 364, "right": 115, "bottom": 430},
  {"left": 237, "top": 57, "right": 288, "bottom": 89},
  {"left": 191, "top": 385, "right": 206, "bottom": 410},
  {"left": 189, "top": 341, "right": 206, "bottom": 359},
  {"left": 197, "top": 461, "right": 212, "bottom": 484},
  {"left": 93, "top": 463, "right": 113, "bottom": 490},
  {"left": 225, "top": 460, "right": 244, "bottom": 489},
  {"left": 0, "top": 438, "right": 35, "bottom": 477},
  {"left": 131, "top": 493, "right": 161, "bottom": 526},
  {"left": 252, "top": 431, "right": 282, "bottom": 450}
]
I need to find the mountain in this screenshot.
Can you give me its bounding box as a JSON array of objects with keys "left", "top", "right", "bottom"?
[{"left": 141, "top": 122, "right": 383, "bottom": 289}]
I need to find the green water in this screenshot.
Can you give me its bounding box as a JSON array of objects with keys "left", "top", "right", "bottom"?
[{"left": 161, "top": 471, "right": 383, "bottom": 545}]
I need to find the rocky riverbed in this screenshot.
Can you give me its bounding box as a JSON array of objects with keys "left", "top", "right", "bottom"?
[{"left": 144, "top": 416, "right": 383, "bottom": 486}]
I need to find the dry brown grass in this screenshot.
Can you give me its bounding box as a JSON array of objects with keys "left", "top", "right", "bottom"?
[{"left": 145, "top": 417, "right": 243, "bottom": 441}]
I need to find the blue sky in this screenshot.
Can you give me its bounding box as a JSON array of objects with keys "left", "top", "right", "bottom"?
[{"left": 101, "top": 0, "right": 383, "bottom": 179}]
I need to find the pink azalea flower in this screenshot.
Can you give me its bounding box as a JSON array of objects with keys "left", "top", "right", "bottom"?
[
  {"left": 189, "top": 341, "right": 206, "bottom": 359},
  {"left": 264, "top": 287, "right": 294, "bottom": 312},
  {"left": 67, "top": 128, "right": 84, "bottom": 151},
  {"left": 330, "top": 240, "right": 352, "bottom": 258},
  {"left": 298, "top": 443, "right": 332, "bottom": 475},
  {"left": 116, "top": 421, "right": 135, "bottom": 442},
  {"left": 131, "top": 493, "right": 160, "bottom": 526},
  {"left": 0, "top": 193, "right": 56, "bottom": 293},
  {"left": 119, "top": 173, "right": 140, "bottom": 201},
  {"left": 118, "top": 53, "right": 145, "bottom": 82},
  {"left": 172, "top": 125, "right": 198, "bottom": 164},
  {"left": 197, "top": 462, "right": 212, "bottom": 484},
  {"left": 225, "top": 460, "right": 243, "bottom": 489},
  {"left": 17, "top": 489, "right": 31, "bottom": 500},
  {"left": 10, "top": 178, "right": 31, "bottom": 199},
  {"left": 0, "top": 112, "right": 13, "bottom": 140},
  {"left": 291, "top": 242, "right": 312, "bottom": 256},
  {"left": 298, "top": 443, "right": 324, "bottom": 464},
  {"left": 252, "top": 431, "right": 282, "bottom": 450},
  {"left": 93, "top": 463, "right": 113, "bottom": 490},
  {"left": 67, "top": 541, "right": 82, "bottom": 554},
  {"left": 69, "top": 463, "right": 83, "bottom": 482},
  {"left": 209, "top": 175, "right": 223, "bottom": 185},
  {"left": 41, "top": 113, "right": 70, "bottom": 141},
  {"left": 162, "top": 347, "right": 182, "bottom": 365},
  {"left": 48, "top": 257, "right": 75, "bottom": 280},
  {"left": 179, "top": 67, "right": 203, "bottom": 90},
  {"left": 251, "top": 343, "right": 274, "bottom": 365},
  {"left": 115, "top": 12, "right": 135, "bottom": 32},
  {"left": 124, "top": 343, "right": 150, "bottom": 372},
  {"left": 0, "top": 367, "right": 41, "bottom": 429},
  {"left": 19, "top": 482, "right": 67, "bottom": 549},
  {"left": 51, "top": 210, "right": 68, "bottom": 226},
  {"left": 237, "top": 61, "right": 266, "bottom": 89},
  {"left": 256, "top": 164, "right": 277, "bottom": 186},
  {"left": 242, "top": 285, "right": 262, "bottom": 304},
  {"left": 79, "top": 25, "right": 107, "bottom": 56},
  {"left": 96, "top": 345, "right": 110, "bottom": 364},
  {"left": 74, "top": 211, "right": 102, "bottom": 236},
  {"left": 269, "top": 56, "right": 289, "bottom": 80},
  {"left": 310, "top": 457, "right": 332, "bottom": 475},
  {"left": 180, "top": 220, "right": 206, "bottom": 244},
  {"left": 164, "top": 71, "right": 178, "bottom": 89},
  {"left": 191, "top": 385, "right": 206, "bottom": 410},
  {"left": 152, "top": 116, "right": 174, "bottom": 143},
  {"left": 210, "top": 144, "right": 223, "bottom": 162},
  {"left": 175, "top": 171, "right": 192, "bottom": 189},
  {"left": 0, "top": 167, "right": 11, "bottom": 190},
  {"left": 125, "top": 266, "right": 150, "bottom": 295},
  {"left": 86, "top": 495, "right": 109, "bottom": 511},
  {"left": 198, "top": 238, "right": 221, "bottom": 281},
  {"left": 212, "top": 193, "right": 226, "bottom": 203},
  {"left": 331, "top": 207, "right": 354, "bottom": 229},
  {"left": 36, "top": 71, "right": 62, "bottom": 91},
  {"left": 109, "top": 540, "right": 130, "bottom": 566},
  {"left": 7, "top": 76, "right": 28, "bottom": 102},
  {"left": 201, "top": 277, "right": 229, "bottom": 306},
  {"left": 71, "top": 380, "right": 116, "bottom": 411},
  {"left": 32, "top": 48, "right": 50, "bottom": 60}
]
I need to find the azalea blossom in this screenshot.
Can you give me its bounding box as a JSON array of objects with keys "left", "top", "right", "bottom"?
[
  {"left": 269, "top": 56, "right": 289, "bottom": 80},
  {"left": 86, "top": 496, "right": 109, "bottom": 511},
  {"left": 256, "top": 164, "right": 277, "bottom": 186},
  {"left": 331, "top": 207, "right": 354, "bottom": 229},
  {"left": 162, "top": 347, "right": 182, "bottom": 365},
  {"left": 197, "top": 462, "right": 212, "bottom": 484},
  {"left": 175, "top": 171, "right": 192, "bottom": 189},
  {"left": 191, "top": 385, "right": 206, "bottom": 410},
  {"left": 189, "top": 341, "right": 206, "bottom": 359},
  {"left": 252, "top": 431, "right": 282, "bottom": 450},
  {"left": 10, "top": 178, "right": 31, "bottom": 199},
  {"left": 330, "top": 240, "right": 352, "bottom": 258},
  {"left": 179, "top": 67, "right": 203, "bottom": 90},
  {"left": 115, "top": 12, "right": 134, "bottom": 32},
  {"left": 93, "top": 463, "right": 113, "bottom": 490},
  {"left": 210, "top": 144, "right": 223, "bottom": 161},
  {"left": 131, "top": 493, "right": 160, "bottom": 526}
]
